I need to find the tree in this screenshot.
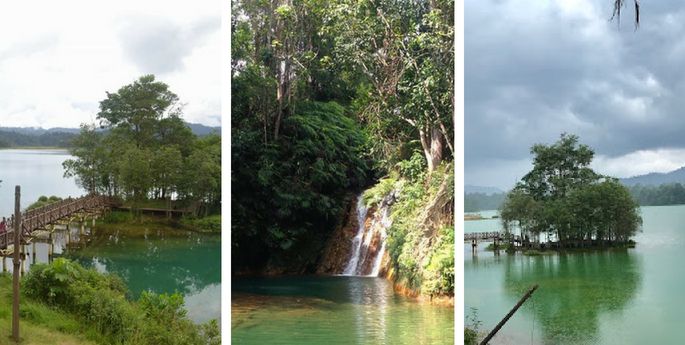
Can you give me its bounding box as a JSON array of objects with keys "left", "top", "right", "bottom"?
[
  {"left": 97, "top": 75, "right": 181, "bottom": 148},
  {"left": 325, "top": 0, "right": 454, "bottom": 172},
  {"left": 611, "top": 0, "right": 640, "bottom": 29},
  {"left": 501, "top": 134, "right": 641, "bottom": 247},
  {"left": 151, "top": 146, "right": 184, "bottom": 218},
  {"left": 519, "top": 133, "right": 599, "bottom": 201},
  {"left": 63, "top": 124, "right": 106, "bottom": 194},
  {"left": 117, "top": 145, "right": 153, "bottom": 217}
]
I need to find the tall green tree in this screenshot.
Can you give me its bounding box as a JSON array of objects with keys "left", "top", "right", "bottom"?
[
  {"left": 97, "top": 75, "right": 181, "bottom": 148},
  {"left": 501, "top": 134, "right": 641, "bottom": 246},
  {"left": 325, "top": 0, "right": 454, "bottom": 171}
]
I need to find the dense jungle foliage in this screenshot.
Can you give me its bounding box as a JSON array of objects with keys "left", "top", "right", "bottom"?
[
  {"left": 501, "top": 134, "right": 642, "bottom": 247},
  {"left": 232, "top": 0, "right": 454, "bottom": 273},
  {"left": 364, "top": 159, "right": 454, "bottom": 296},
  {"left": 63, "top": 75, "right": 221, "bottom": 217}
]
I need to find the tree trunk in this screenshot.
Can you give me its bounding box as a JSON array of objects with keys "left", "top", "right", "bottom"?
[{"left": 420, "top": 126, "right": 444, "bottom": 172}]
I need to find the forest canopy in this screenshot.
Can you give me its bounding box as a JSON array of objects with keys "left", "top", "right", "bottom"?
[{"left": 231, "top": 0, "right": 454, "bottom": 272}]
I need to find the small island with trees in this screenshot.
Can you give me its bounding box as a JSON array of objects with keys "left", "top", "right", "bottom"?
[{"left": 499, "top": 134, "right": 642, "bottom": 251}]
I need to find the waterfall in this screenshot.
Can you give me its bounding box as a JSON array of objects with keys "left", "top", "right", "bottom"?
[
  {"left": 342, "top": 195, "right": 368, "bottom": 275},
  {"left": 342, "top": 192, "right": 393, "bottom": 277}
]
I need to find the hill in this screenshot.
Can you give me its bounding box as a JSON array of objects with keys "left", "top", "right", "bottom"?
[
  {"left": 621, "top": 167, "right": 685, "bottom": 186},
  {"left": 0, "top": 122, "right": 220, "bottom": 148}
]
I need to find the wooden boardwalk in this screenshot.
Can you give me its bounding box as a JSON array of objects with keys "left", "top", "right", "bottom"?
[
  {"left": 464, "top": 231, "right": 504, "bottom": 242},
  {"left": 0, "top": 194, "right": 114, "bottom": 250}
]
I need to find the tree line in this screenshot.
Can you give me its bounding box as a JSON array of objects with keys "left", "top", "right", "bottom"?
[
  {"left": 63, "top": 75, "right": 221, "bottom": 217},
  {"left": 0, "top": 130, "right": 76, "bottom": 148},
  {"left": 465, "top": 192, "right": 506, "bottom": 212},
  {"left": 628, "top": 183, "right": 685, "bottom": 206},
  {"left": 501, "top": 134, "right": 641, "bottom": 248}
]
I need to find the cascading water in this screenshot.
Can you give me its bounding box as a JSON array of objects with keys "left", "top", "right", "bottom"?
[
  {"left": 342, "top": 192, "right": 393, "bottom": 277},
  {"left": 342, "top": 195, "right": 369, "bottom": 275}
]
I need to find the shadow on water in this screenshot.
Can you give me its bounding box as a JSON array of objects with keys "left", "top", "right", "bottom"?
[{"left": 500, "top": 250, "right": 642, "bottom": 344}]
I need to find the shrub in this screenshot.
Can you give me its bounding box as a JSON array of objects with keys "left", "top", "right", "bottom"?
[{"left": 23, "top": 259, "right": 216, "bottom": 345}]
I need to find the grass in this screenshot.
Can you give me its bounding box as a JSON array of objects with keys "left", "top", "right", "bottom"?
[
  {"left": 0, "top": 274, "right": 95, "bottom": 345},
  {"left": 99, "top": 211, "right": 221, "bottom": 234}
]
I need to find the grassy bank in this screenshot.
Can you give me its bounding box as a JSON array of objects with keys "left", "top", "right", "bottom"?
[
  {"left": 98, "top": 211, "right": 221, "bottom": 234},
  {"left": 365, "top": 159, "right": 454, "bottom": 299},
  {"left": 0, "top": 274, "right": 95, "bottom": 345},
  {"left": 0, "top": 259, "right": 220, "bottom": 345}
]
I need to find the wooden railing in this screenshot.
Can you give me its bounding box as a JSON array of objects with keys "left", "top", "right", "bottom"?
[
  {"left": 0, "top": 195, "right": 114, "bottom": 249},
  {"left": 464, "top": 231, "right": 503, "bottom": 241},
  {"left": 464, "top": 232, "right": 525, "bottom": 243}
]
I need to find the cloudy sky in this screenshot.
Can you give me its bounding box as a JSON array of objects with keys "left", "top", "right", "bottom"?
[
  {"left": 0, "top": 0, "right": 220, "bottom": 129},
  {"left": 466, "top": 0, "right": 685, "bottom": 190}
]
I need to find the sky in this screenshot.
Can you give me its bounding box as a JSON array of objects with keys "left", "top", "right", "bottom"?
[
  {"left": 0, "top": 0, "right": 221, "bottom": 128},
  {"left": 466, "top": 0, "right": 685, "bottom": 190}
]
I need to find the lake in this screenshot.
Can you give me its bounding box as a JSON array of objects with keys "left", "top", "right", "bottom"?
[
  {"left": 0, "top": 148, "right": 220, "bottom": 323},
  {"left": 465, "top": 205, "right": 685, "bottom": 344},
  {"left": 232, "top": 276, "right": 454, "bottom": 345}
]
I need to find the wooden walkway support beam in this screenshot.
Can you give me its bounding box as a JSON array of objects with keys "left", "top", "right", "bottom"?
[
  {"left": 13, "top": 186, "right": 20, "bottom": 342},
  {"left": 479, "top": 284, "right": 539, "bottom": 345}
]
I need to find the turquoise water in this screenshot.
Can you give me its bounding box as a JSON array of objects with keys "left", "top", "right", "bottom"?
[
  {"left": 465, "top": 205, "right": 685, "bottom": 344},
  {"left": 232, "top": 276, "right": 454, "bottom": 345},
  {"left": 67, "top": 227, "right": 221, "bottom": 323},
  {"left": 0, "top": 148, "right": 220, "bottom": 324}
]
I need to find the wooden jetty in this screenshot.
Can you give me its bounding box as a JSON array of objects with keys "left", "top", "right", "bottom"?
[
  {"left": 0, "top": 194, "right": 114, "bottom": 251},
  {"left": 464, "top": 231, "right": 523, "bottom": 253}
]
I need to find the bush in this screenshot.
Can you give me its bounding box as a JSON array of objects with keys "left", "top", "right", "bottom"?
[
  {"left": 27, "top": 195, "right": 63, "bottom": 210},
  {"left": 101, "top": 210, "right": 136, "bottom": 224},
  {"left": 396, "top": 151, "right": 427, "bottom": 181},
  {"left": 23, "top": 259, "right": 216, "bottom": 345},
  {"left": 182, "top": 215, "right": 221, "bottom": 233}
]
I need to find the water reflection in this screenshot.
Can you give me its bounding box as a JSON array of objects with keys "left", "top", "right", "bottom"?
[
  {"left": 66, "top": 226, "right": 221, "bottom": 322},
  {"left": 232, "top": 276, "right": 453, "bottom": 345},
  {"left": 500, "top": 250, "right": 642, "bottom": 344}
]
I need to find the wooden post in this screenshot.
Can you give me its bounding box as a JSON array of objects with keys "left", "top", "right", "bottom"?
[
  {"left": 479, "top": 284, "right": 539, "bottom": 345},
  {"left": 12, "top": 186, "right": 21, "bottom": 342}
]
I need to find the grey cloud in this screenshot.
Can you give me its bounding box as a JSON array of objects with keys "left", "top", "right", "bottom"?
[
  {"left": 118, "top": 16, "right": 219, "bottom": 75},
  {"left": 466, "top": 0, "right": 685, "bottom": 188}
]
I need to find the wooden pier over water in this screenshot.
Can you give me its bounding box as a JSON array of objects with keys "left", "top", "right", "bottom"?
[
  {"left": 465, "top": 231, "right": 524, "bottom": 253},
  {"left": 0, "top": 194, "right": 114, "bottom": 255}
]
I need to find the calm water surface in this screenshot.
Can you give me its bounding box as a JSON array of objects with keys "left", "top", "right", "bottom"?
[
  {"left": 465, "top": 205, "right": 685, "bottom": 344},
  {"left": 0, "top": 149, "right": 220, "bottom": 323},
  {"left": 0, "top": 149, "right": 82, "bottom": 215},
  {"left": 232, "top": 276, "right": 454, "bottom": 345}
]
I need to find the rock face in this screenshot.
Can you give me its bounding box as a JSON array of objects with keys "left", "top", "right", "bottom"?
[
  {"left": 317, "top": 192, "right": 394, "bottom": 276},
  {"left": 316, "top": 196, "right": 360, "bottom": 274}
]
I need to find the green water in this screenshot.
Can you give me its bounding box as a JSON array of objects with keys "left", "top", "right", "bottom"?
[
  {"left": 465, "top": 205, "right": 685, "bottom": 344},
  {"left": 66, "top": 226, "right": 221, "bottom": 323},
  {"left": 232, "top": 276, "right": 454, "bottom": 345}
]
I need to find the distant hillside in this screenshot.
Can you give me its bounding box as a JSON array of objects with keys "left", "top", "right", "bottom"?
[
  {"left": 465, "top": 185, "right": 504, "bottom": 195},
  {"left": 0, "top": 130, "right": 76, "bottom": 148},
  {"left": 186, "top": 122, "right": 221, "bottom": 136},
  {"left": 0, "top": 122, "right": 220, "bottom": 148},
  {"left": 465, "top": 192, "right": 506, "bottom": 212},
  {"left": 621, "top": 167, "right": 685, "bottom": 186}
]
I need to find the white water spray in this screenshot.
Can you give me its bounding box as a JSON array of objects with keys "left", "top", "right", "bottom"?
[{"left": 342, "top": 192, "right": 393, "bottom": 276}]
